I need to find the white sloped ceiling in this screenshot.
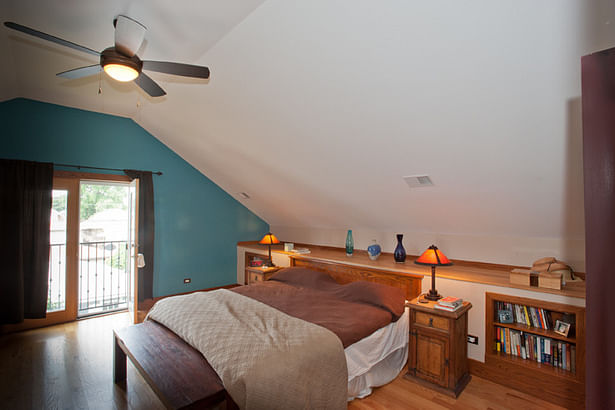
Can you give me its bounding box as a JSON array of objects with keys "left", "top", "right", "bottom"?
[{"left": 2, "top": 0, "right": 615, "bottom": 244}]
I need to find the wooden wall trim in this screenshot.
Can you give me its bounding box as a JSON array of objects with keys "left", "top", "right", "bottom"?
[
  {"left": 238, "top": 243, "right": 585, "bottom": 299},
  {"left": 54, "top": 170, "right": 132, "bottom": 182}
]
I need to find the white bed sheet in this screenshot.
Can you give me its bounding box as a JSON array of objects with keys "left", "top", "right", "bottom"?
[{"left": 345, "top": 307, "right": 409, "bottom": 400}]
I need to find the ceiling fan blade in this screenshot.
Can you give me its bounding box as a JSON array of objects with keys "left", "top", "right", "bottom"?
[
  {"left": 4, "top": 21, "right": 100, "bottom": 57},
  {"left": 134, "top": 72, "right": 166, "bottom": 97},
  {"left": 113, "top": 15, "right": 146, "bottom": 57},
  {"left": 57, "top": 64, "right": 102, "bottom": 79},
  {"left": 142, "top": 61, "right": 210, "bottom": 79}
]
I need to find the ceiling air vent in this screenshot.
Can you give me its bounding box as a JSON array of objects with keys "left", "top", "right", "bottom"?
[{"left": 403, "top": 175, "right": 434, "bottom": 188}]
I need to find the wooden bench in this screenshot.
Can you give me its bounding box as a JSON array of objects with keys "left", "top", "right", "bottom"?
[{"left": 114, "top": 320, "right": 237, "bottom": 409}]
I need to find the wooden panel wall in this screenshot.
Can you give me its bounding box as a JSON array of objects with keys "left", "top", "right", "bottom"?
[{"left": 290, "top": 257, "right": 422, "bottom": 300}]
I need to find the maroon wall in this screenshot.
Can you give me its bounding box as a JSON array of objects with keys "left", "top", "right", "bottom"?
[{"left": 582, "top": 47, "right": 615, "bottom": 409}]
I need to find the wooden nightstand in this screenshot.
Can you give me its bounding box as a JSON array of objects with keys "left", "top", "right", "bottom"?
[
  {"left": 245, "top": 266, "right": 280, "bottom": 285},
  {"left": 405, "top": 297, "right": 472, "bottom": 397}
]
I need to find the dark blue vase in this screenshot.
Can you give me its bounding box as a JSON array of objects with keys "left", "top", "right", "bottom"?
[{"left": 394, "top": 234, "right": 406, "bottom": 263}]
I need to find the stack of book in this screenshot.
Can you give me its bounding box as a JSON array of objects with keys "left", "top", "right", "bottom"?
[
  {"left": 495, "top": 301, "right": 554, "bottom": 329},
  {"left": 289, "top": 248, "right": 310, "bottom": 254},
  {"left": 434, "top": 296, "right": 463, "bottom": 312},
  {"left": 494, "top": 326, "right": 575, "bottom": 373}
]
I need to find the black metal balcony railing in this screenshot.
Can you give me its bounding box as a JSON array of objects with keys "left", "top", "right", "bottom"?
[
  {"left": 47, "top": 240, "right": 130, "bottom": 316},
  {"left": 47, "top": 243, "right": 66, "bottom": 312},
  {"left": 79, "top": 240, "right": 129, "bottom": 316}
]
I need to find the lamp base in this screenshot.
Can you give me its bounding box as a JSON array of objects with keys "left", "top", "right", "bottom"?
[
  {"left": 424, "top": 289, "right": 442, "bottom": 301},
  {"left": 264, "top": 260, "right": 276, "bottom": 267}
]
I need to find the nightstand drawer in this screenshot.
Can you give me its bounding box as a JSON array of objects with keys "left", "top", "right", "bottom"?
[
  {"left": 415, "top": 311, "right": 449, "bottom": 332},
  {"left": 249, "top": 272, "right": 263, "bottom": 283}
]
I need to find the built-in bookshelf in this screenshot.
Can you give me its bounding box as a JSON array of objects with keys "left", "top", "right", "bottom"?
[{"left": 484, "top": 293, "right": 585, "bottom": 409}]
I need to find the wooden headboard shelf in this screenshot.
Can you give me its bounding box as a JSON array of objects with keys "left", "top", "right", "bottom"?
[{"left": 290, "top": 256, "right": 422, "bottom": 300}]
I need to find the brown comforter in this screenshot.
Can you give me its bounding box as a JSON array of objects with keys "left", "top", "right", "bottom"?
[{"left": 233, "top": 267, "right": 405, "bottom": 348}]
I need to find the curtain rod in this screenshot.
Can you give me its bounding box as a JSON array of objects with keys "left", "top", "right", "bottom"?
[{"left": 54, "top": 163, "right": 163, "bottom": 176}]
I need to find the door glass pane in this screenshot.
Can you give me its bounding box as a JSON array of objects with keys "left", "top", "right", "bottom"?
[
  {"left": 48, "top": 189, "right": 67, "bottom": 312},
  {"left": 78, "top": 181, "right": 131, "bottom": 317}
]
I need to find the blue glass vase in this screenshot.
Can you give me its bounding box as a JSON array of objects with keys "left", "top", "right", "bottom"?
[
  {"left": 367, "top": 240, "right": 381, "bottom": 261},
  {"left": 346, "top": 230, "right": 354, "bottom": 256},
  {"left": 394, "top": 234, "right": 406, "bottom": 263}
]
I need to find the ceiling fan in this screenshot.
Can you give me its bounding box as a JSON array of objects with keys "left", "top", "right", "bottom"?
[{"left": 3, "top": 16, "right": 210, "bottom": 97}]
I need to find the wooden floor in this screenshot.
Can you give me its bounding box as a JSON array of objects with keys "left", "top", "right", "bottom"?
[{"left": 0, "top": 313, "right": 564, "bottom": 410}]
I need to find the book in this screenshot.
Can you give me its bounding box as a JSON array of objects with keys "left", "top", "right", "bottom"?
[
  {"left": 540, "top": 309, "right": 549, "bottom": 330},
  {"left": 527, "top": 334, "right": 534, "bottom": 361},
  {"left": 530, "top": 307, "right": 539, "bottom": 328},
  {"left": 290, "top": 248, "right": 310, "bottom": 254},
  {"left": 501, "top": 327, "right": 506, "bottom": 353},
  {"left": 438, "top": 296, "right": 462, "bottom": 307},
  {"left": 515, "top": 305, "right": 522, "bottom": 324},
  {"left": 510, "top": 331, "right": 516, "bottom": 356},
  {"left": 434, "top": 303, "right": 462, "bottom": 312},
  {"left": 571, "top": 345, "right": 576, "bottom": 373},
  {"left": 537, "top": 308, "right": 545, "bottom": 329},
  {"left": 523, "top": 305, "right": 531, "bottom": 326}
]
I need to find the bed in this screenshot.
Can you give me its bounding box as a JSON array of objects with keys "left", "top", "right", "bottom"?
[{"left": 115, "top": 263, "right": 422, "bottom": 409}]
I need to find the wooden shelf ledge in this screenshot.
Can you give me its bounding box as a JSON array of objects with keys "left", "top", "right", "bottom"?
[{"left": 238, "top": 242, "right": 586, "bottom": 299}]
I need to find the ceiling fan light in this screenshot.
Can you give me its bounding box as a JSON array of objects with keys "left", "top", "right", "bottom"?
[{"left": 103, "top": 63, "right": 139, "bottom": 82}]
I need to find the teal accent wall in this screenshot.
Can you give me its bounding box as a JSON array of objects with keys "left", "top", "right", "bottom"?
[{"left": 0, "top": 98, "right": 268, "bottom": 297}]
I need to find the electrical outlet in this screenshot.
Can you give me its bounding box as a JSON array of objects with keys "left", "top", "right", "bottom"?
[
  {"left": 183, "top": 278, "right": 191, "bottom": 284},
  {"left": 467, "top": 335, "right": 479, "bottom": 345}
]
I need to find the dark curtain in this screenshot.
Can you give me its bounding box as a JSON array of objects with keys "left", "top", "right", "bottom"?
[
  {"left": 582, "top": 47, "right": 615, "bottom": 409},
  {"left": 124, "top": 170, "right": 154, "bottom": 301},
  {"left": 0, "top": 159, "right": 53, "bottom": 324}
]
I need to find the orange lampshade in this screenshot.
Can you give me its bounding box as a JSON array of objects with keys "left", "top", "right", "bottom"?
[
  {"left": 259, "top": 232, "right": 280, "bottom": 245},
  {"left": 415, "top": 245, "right": 452, "bottom": 266}
]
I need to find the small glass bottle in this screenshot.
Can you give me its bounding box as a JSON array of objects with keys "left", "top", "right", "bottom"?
[{"left": 346, "top": 230, "right": 354, "bottom": 256}]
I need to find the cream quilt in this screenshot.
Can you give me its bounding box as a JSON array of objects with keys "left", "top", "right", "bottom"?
[{"left": 146, "top": 289, "right": 347, "bottom": 410}]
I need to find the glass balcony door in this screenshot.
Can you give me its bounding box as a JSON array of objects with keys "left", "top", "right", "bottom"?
[
  {"left": 77, "top": 180, "right": 132, "bottom": 317},
  {"left": 43, "top": 177, "right": 80, "bottom": 324}
]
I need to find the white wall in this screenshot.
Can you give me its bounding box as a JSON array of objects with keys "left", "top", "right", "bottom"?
[{"left": 270, "top": 226, "right": 586, "bottom": 271}]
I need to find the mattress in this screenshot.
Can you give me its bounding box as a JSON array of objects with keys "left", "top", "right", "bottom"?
[{"left": 346, "top": 307, "right": 409, "bottom": 400}]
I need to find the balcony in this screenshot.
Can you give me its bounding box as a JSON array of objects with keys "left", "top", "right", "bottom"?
[
  {"left": 48, "top": 240, "right": 131, "bottom": 317},
  {"left": 79, "top": 240, "right": 130, "bottom": 316}
]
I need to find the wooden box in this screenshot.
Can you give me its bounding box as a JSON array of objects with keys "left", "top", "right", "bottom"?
[
  {"left": 538, "top": 271, "right": 562, "bottom": 290},
  {"left": 510, "top": 268, "right": 531, "bottom": 286}
]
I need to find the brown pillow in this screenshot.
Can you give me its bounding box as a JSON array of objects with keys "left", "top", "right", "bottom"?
[
  {"left": 332, "top": 281, "right": 405, "bottom": 321},
  {"left": 269, "top": 267, "right": 338, "bottom": 288}
]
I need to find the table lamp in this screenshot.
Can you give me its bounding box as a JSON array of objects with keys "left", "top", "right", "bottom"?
[
  {"left": 414, "top": 245, "right": 452, "bottom": 301},
  {"left": 259, "top": 232, "right": 280, "bottom": 267}
]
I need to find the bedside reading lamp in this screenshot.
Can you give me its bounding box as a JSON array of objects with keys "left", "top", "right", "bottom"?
[
  {"left": 259, "top": 232, "right": 280, "bottom": 267},
  {"left": 415, "top": 245, "right": 452, "bottom": 301}
]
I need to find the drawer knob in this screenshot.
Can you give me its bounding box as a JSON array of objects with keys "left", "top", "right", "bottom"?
[{"left": 429, "top": 318, "right": 433, "bottom": 327}]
